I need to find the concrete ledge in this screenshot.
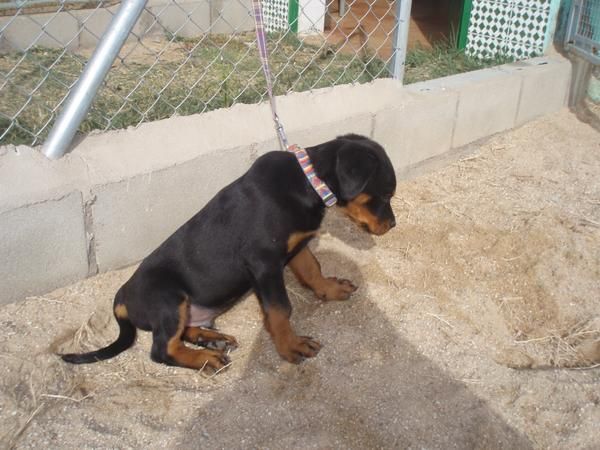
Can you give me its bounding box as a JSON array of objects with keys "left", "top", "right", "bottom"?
[
  {"left": 0, "top": 146, "right": 88, "bottom": 212},
  {"left": 0, "top": 55, "right": 573, "bottom": 304}
]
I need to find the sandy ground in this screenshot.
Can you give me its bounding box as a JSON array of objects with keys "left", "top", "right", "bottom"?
[{"left": 1, "top": 109, "right": 599, "bottom": 449}]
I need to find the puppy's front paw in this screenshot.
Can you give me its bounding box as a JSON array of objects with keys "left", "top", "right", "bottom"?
[
  {"left": 278, "top": 336, "right": 321, "bottom": 364},
  {"left": 316, "top": 277, "right": 358, "bottom": 301}
]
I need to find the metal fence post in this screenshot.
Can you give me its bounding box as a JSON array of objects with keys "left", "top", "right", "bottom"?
[
  {"left": 390, "top": 0, "right": 412, "bottom": 82},
  {"left": 563, "top": 0, "right": 600, "bottom": 105},
  {"left": 569, "top": 55, "right": 593, "bottom": 107},
  {"left": 41, "top": 0, "right": 147, "bottom": 160}
]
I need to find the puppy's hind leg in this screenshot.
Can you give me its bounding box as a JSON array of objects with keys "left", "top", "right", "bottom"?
[
  {"left": 183, "top": 326, "right": 239, "bottom": 352},
  {"left": 149, "top": 293, "right": 231, "bottom": 371}
]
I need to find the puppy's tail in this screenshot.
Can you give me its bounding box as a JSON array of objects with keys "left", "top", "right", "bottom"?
[{"left": 61, "top": 313, "right": 136, "bottom": 365}]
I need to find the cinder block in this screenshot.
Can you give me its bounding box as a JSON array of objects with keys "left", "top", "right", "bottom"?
[
  {"left": 279, "top": 79, "right": 403, "bottom": 130},
  {"left": 148, "top": 1, "right": 211, "bottom": 38},
  {"left": 91, "top": 146, "right": 254, "bottom": 271},
  {"left": 373, "top": 87, "right": 458, "bottom": 170},
  {"left": 72, "top": 7, "right": 114, "bottom": 49},
  {"left": 75, "top": 102, "right": 274, "bottom": 185},
  {"left": 134, "top": 9, "right": 160, "bottom": 37},
  {"left": 421, "top": 68, "right": 522, "bottom": 148},
  {"left": 1, "top": 12, "right": 79, "bottom": 51},
  {"left": 211, "top": 0, "right": 254, "bottom": 34},
  {"left": 286, "top": 114, "right": 374, "bottom": 149},
  {"left": 0, "top": 192, "right": 89, "bottom": 305},
  {"left": 499, "top": 56, "right": 572, "bottom": 125},
  {"left": 454, "top": 70, "right": 521, "bottom": 147},
  {"left": 267, "top": 81, "right": 402, "bottom": 151}
]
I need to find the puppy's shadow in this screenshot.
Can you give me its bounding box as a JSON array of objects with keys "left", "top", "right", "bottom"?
[
  {"left": 281, "top": 248, "right": 366, "bottom": 324},
  {"left": 319, "top": 208, "right": 377, "bottom": 251},
  {"left": 179, "top": 249, "right": 533, "bottom": 449}
]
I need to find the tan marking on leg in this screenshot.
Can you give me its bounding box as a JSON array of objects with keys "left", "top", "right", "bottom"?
[
  {"left": 167, "top": 302, "right": 229, "bottom": 370},
  {"left": 288, "top": 247, "right": 357, "bottom": 301},
  {"left": 166, "top": 302, "right": 188, "bottom": 357},
  {"left": 287, "top": 231, "right": 316, "bottom": 253},
  {"left": 114, "top": 304, "right": 128, "bottom": 319}
]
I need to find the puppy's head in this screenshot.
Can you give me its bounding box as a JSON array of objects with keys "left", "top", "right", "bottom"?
[{"left": 334, "top": 135, "right": 396, "bottom": 235}]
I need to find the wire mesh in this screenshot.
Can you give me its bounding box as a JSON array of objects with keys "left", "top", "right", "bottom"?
[
  {"left": 0, "top": 0, "right": 399, "bottom": 147},
  {"left": 565, "top": 0, "right": 600, "bottom": 65}
]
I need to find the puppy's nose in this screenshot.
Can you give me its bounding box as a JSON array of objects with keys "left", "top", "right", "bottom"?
[{"left": 390, "top": 217, "right": 396, "bottom": 228}]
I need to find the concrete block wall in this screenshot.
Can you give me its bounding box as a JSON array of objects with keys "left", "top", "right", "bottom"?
[
  {"left": 0, "top": 54, "right": 572, "bottom": 304},
  {"left": 0, "top": 0, "right": 253, "bottom": 52}
]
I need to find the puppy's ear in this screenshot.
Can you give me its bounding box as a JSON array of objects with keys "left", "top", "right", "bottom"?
[{"left": 336, "top": 144, "right": 378, "bottom": 200}]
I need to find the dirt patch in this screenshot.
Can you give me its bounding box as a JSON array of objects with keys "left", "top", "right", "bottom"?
[{"left": 1, "top": 109, "right": 599, "bottom": 448}]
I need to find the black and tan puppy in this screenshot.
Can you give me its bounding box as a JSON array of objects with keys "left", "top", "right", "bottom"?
[{"left": 61, "top": 134, "right": 396, "bottom": 370}]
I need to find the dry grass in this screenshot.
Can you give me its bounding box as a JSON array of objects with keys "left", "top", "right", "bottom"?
[
  {"left": 0, "top": 33, "right": 388, "bottom": 146},
  {"left": 505, "top": 319, "right": 600, "bottom": 369},
  {"left": 403, "top": 40, "right": 512, "bottom": 84},
  {"left": 0, "top": 356, "right": 87, "bottom": 449},
  {"left": 0, "top": 32, "right": 508, "bottom": 147}
]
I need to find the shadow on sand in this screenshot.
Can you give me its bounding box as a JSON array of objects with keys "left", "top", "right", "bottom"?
[{"left": 176, "top": 214, "right": 532, "bottom": 449}]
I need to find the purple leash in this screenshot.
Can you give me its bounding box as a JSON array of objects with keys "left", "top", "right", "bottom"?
[{"left": 251, "top": 0, "right": 337, "bottom": 207}]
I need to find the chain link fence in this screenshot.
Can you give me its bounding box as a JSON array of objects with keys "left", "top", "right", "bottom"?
[
  {"left": 563, "top": 0, "right": 600, "bottom": 105},
  {"left": 565, "top": 0, "right": 600, "bottom": 65},
  {"left": 0, "top": 0, "right": 400, "bottom": 147}
]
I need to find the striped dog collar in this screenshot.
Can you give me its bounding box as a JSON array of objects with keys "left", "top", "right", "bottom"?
[{"left": 288, "top": 144, "right": 337, "bottom": 207}]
